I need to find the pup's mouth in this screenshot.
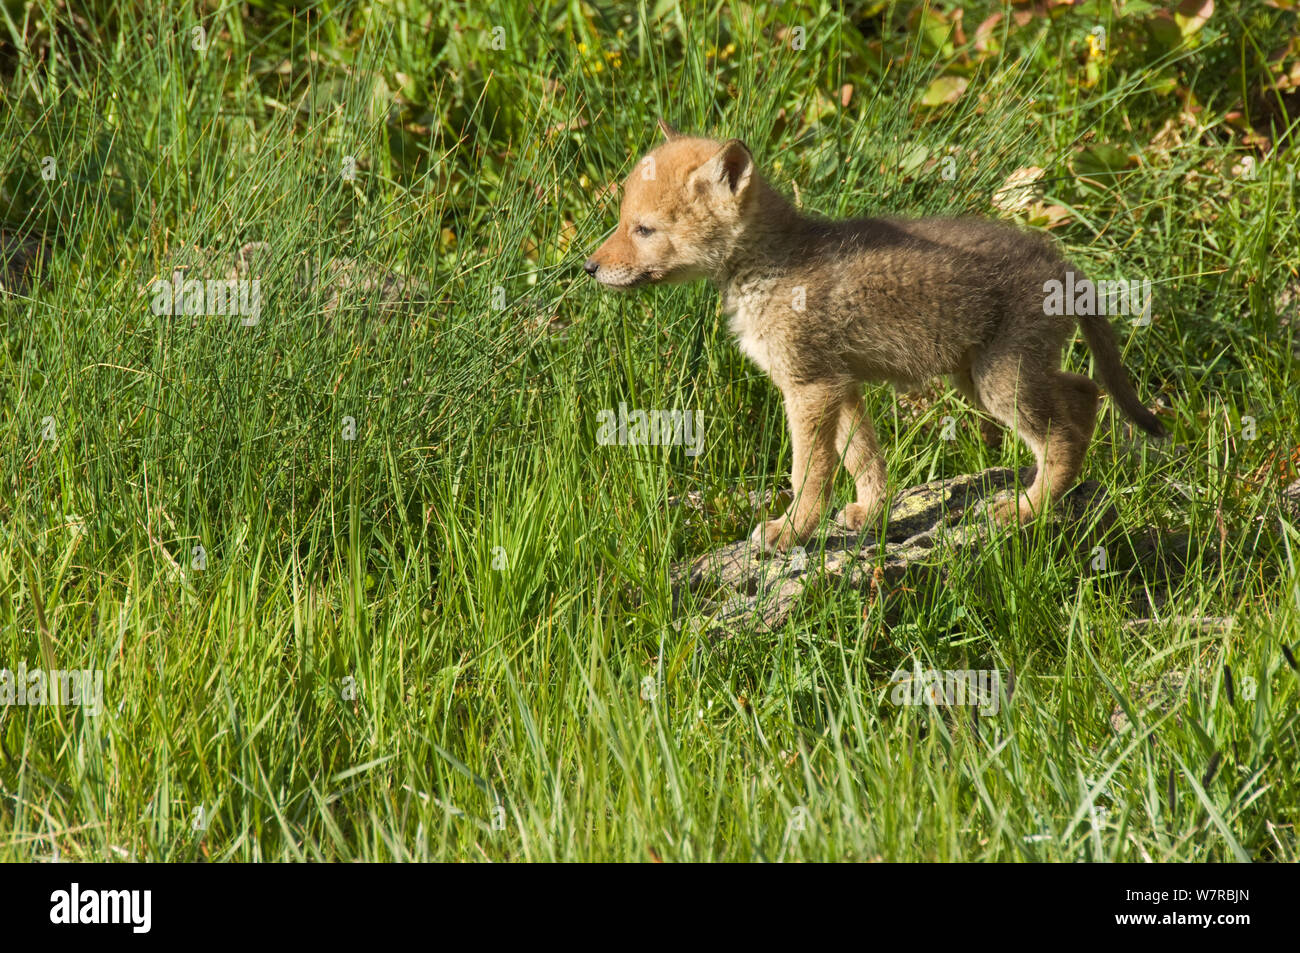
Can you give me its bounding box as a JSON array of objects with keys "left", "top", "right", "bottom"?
[{"left": 597, "top": 270, "right": 661, "bottom": 290}]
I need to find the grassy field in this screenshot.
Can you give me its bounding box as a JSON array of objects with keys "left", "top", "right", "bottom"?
[{"left": 1, "top": 0, "right": 1298, "bottom": 862}]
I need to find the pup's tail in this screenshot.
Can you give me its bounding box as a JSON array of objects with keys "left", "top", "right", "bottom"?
[{"left": 1075, "top": 306, "right": 1167, "bottom": 438}]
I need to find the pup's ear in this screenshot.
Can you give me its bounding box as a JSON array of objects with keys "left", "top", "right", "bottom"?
[
  {"left": 689, "top": 139, "right": 754, "bottom": 197},
  {"left": 656, "top": 117, "right": 682, "bottom": 140}
]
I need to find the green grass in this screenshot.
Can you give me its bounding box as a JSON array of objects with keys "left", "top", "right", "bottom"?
[{"left": 1, "top": 0, "right": 1298, "bottom": 861}]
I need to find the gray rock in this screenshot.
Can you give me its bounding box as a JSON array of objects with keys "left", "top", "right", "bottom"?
[{"left": 670, "top": 467, "right": 1116, "bottom": 635}]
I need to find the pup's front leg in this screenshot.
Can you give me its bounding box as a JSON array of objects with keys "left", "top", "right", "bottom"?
[{"left": 751, "top": 385, "right": 840, "bottom": 552}]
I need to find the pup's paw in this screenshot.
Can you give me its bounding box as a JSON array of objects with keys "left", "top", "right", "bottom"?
[
  {"left": 749, "top": 518, "right": 799, "bottom": 553},
  {"left": 843, "top": 500, "right": 881, "bottom": 533},
  {"left": 990, "top": 494, "right": 1037, "bottom": 525}
]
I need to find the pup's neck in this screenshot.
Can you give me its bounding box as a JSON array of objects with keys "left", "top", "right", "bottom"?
[{"left": 715, "top": 176, "right": 817, "bottom": 286}]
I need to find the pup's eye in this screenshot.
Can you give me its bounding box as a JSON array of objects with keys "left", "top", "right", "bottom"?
[{"left": 633, "top": 225, "right": 655, "bottom": 237}]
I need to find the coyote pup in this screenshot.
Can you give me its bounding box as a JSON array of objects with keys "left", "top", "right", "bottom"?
[{"left": 584, "top": 121, "right": 1166, "bottom": 552}]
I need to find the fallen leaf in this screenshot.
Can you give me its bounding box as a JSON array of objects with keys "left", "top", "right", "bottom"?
[
  {"left": 1074, "top": 144, "right": 1136, "bottom": 180},
  {"left": 992, "top": 165, "right": 1045, "bottom": 211},
  {"left": 1176, "top": 0, "right": 1214, "bottom": 36},
  {"left": 974, "top": 13, "right": 1004, "bottom": 54},
  {"left": 919, "top": 75, "right": 968, "bottom": 107}
]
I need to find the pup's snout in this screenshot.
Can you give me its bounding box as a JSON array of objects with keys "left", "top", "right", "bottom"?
[{"left": 583, "top": 258, "right": 600, "bottom": 276}]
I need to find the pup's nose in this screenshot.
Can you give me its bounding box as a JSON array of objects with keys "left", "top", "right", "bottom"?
[{"left": 583, "top": 259, "right": 599, "bottom": 276}]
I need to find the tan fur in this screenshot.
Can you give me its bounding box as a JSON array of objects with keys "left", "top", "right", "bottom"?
[{"left": 585, "top": 125, "right": 1166, "bottom": 551}]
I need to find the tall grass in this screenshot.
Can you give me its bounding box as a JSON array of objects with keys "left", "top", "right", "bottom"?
[{"left": 0, "top": 0, "right": 1297, "bottom": 861}]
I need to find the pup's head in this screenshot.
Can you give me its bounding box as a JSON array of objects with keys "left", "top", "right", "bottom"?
[{"left": 584, "top": 119, "right": 758, "bottom": 289}]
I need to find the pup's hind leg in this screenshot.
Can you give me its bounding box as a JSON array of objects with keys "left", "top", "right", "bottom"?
[
  {"left": 951, "top": 367, "right": 1005, "bottom": 450},
  {"left": 1058, "top": 371, "right": 1100, "bottom": 442},
  {"left": 836, "top": 390, "right": 887, "bottom": 532},
  {"left": 973, "top": 355, "right": 1095, "bottom": 523}
]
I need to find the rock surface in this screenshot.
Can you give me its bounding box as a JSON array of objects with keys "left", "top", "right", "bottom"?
[{"left": 670, "top": 467, "right": 1120, "bottom": 635}]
